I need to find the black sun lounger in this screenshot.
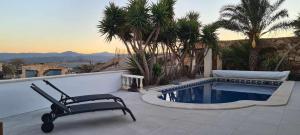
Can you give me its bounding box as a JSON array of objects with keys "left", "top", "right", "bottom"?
[
  {"left": 42, "top": 79, "right": 127, "bottom": 109},
  {"left": 30, "top": 84, "right": 136, "bottom": 133}
]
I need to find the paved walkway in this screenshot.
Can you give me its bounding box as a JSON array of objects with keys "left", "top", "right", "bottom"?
[{"left": 1, "top": 82, "right": 300, "bottom": 135}]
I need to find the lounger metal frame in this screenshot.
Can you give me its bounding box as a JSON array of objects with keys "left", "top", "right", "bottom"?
[
  {"left": 42, "top": 80, "right": 126, "bottom": 107},
  {"left": 30, "top": 84, "right": 136, "bottom": 133}
]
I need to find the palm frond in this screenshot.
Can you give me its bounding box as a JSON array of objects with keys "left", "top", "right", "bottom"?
[
  {"left": 261, "top": 21, "right": 292, "bottom": 36},
  {"left": 98, "top": 2, "right": 127, "bottom": 42},
  {"left": 219, "top": 0, "right": 289, "bottom": 41},
  {"left": 186, "top": 11, "right": 200, "bottom": 21},
  {"left": 126, "top": 0, "right": 150, "bottom": 32},
  {"left": 151, "top": 0, "right": 173, "bottom": 27},
  {"left": 269, "top": 9, "right": 289, "bottom": 23},
  {"left": 271, "top": 0, "right": 285, "bottom": 11},
  {"left": 218, "top": 20, "right": 244, "bottom": 33},
  {"left": 200, "top": 23, "right": 220, "bottom": 55}
]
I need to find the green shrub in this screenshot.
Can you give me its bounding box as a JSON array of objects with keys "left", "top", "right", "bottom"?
[
  {"left": 221, "top": 42, "right": 250, "bottom": 70},
  {"left": 153, "top": 63, "right": 162, "bottom": 77},
  {"left": 127, "top": 53, "right": 151, "bottom": 76},
  {"left": 259, "top": 53, "right": 290, "bottom": 71}
]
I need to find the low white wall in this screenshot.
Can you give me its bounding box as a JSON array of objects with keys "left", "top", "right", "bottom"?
[{"left": 0, "top": 70, "right": 127, "bottom": 118}]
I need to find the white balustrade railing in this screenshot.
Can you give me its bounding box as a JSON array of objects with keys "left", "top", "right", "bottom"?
[{"left": 121, "top": 74, "right": 144, "bottom": 90}]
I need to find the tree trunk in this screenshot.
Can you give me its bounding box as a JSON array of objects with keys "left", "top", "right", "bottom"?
[
  {"left": 180, "top": 50, "right": 188, "bottom": 75},
  {"left": 122, "top": 40, "right": 145, "bottom": 76},
  {"left": 141, "top": 52, "right": 150, "bottom": 85},
  {"left": 249, "top": 48, "right": 259, "bottom": 71}
]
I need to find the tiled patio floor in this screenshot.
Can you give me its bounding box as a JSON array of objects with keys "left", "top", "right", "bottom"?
[{"left": 1, "top": 82, "right": 300, "bottom": 135}]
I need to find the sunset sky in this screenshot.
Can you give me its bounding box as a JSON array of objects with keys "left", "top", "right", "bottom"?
[{"left": 0, "top": 0, "right": 299, "bottom": 53}]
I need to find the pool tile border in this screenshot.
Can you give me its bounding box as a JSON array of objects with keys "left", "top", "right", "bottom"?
[{"left": 141, "top": 78, "right": 295, "bottom": 110}]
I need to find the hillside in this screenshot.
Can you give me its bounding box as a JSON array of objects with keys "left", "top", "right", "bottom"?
[{"left": 0, "top": 51, "right": 123, "bottom": 64}]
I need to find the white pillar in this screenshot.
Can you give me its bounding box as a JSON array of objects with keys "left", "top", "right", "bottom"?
[
  {"left": 122, "top": 77, "right": 126, "bottom": 89},
  {"left": 204, "top": 48, "right": 212, "bottom": 77},
  {"left": 126, "top": 77, "right": 130, "bottom": 89},
  {"left": 217, "top": 55, "right": 222, "bottom": 70},
  {"left": 121, "top": 76, "right": 124, "bottom": 89},
  {"left": 191, "top": 56, "right": 196, "bottom": 73},
  {"left": 139, "top": 78, "right": 143, "bottom": 89},
  {"left": 135, "top": 78, "right": 138, "bottom": 88}
]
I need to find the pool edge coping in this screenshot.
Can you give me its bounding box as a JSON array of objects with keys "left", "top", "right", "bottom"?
[{"left": 141, "top": 78, "right": 295, "bottom": 110}]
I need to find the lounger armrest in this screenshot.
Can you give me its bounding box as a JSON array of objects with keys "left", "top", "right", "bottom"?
[{"left": 43, "top": 79, "right": 72, "bottom": 99}]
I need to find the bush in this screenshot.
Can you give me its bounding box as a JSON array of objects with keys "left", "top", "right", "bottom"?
[
  {"left": 127, "top": 53, "right": 151, "bottom": 76},
  {"left": 259, "top": 53, "right": 290, "bottom": 71},
  {"left": 153, "top": 63, "right": 162, "bottom": 77},
  {"left": 222, "top": 42, "right": 250, "bottom": 70}
]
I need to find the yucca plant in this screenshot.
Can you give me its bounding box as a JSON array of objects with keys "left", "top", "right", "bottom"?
[
  {"left": 194, "top": 23, "right": 220, "bottom": 73},
  {"left": 98, "top": 0, "right": 176, "bottom": 85},
  {"left": 200, "top": 23, "right": 220, "bottom": 56},
  {"left": 219, "top": 0, "right": 290, "bottom": 70},
  {"left": 127, "top": 53, "right": 151, "bottom": 75},
  {"left": 176, "top": 12, "right": 201, "bottom": 75}
]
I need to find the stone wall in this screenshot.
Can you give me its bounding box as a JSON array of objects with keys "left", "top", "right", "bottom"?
[
  {"left": 219, "top": 37, "right": 300, "bottom": 50},
  {"left": 219, "top": 37, "right": 300, "bottom": 79}
]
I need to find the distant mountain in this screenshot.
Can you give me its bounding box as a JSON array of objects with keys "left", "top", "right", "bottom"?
[{"left": 0, "top": 51, "right": 125, "bottom": 64}]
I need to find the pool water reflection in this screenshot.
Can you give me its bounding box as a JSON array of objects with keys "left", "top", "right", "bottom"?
[{"left": 159, "top": 82, "right": 279, "bottom": 104}]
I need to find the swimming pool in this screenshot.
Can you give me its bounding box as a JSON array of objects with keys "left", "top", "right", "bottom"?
[
  {"left": 159, "top": 81, "right": 279, "bottom": 104},
  {"left": 143, "top": 77, "right": 294, "bottom": 110}
]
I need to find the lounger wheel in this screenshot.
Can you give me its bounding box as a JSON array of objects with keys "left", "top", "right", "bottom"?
[
  {"left": 51, "top": 104, "right": 64, "bottom": 115},
  {"left": 50, "top": 104, "right": 56, "bottom": 111},
  {"left": 41, "top": 122, "right": 54, "bottom": 133},
  {"left": 41, "top": 113, "right": 52, "bottom": 123}
]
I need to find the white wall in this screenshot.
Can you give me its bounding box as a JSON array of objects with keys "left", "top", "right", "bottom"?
[
  {"left": 204, "top": 49, "right": 212, "bottom": 77},
  {"left": 0, "top": 70, "right": 127, "bottom": 118}
]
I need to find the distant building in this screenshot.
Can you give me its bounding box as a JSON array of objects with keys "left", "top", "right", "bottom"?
[{"left": 21, "top": 64, "right": 69, "bottom": 78}]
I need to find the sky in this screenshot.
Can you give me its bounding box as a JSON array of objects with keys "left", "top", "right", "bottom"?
[{"left": 0, "top": 0, "right": 299, "bottom": 53}]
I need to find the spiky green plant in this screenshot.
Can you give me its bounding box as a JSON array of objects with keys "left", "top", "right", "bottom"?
[
  {"left": 176, "top": 12, "right": 201, "bottom": 74},
  {"left": 200, "top": 23, "right": 220, "bottom": 55},
  {"left": 98, "top": 0, "right": 176, "bottom": 85}
]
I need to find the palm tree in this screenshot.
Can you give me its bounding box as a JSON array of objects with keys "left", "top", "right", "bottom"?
[
  {"left": 292, "top": 14, "right": 300, "bottom": 37},
  {"left": 192, "top": 23, "right": 220, "bottom": 74},
  {"left": 98, "top": 0, "right": 176, "bottom": 85},
  {"left": 200, "top": 23, "right": 220, "bottom": 56},
  {"left": 176, "top": 12, "right": 201, "bottom": 75},
  {"left": 219, "top": 0, "right": 290, "bottom": 70}
]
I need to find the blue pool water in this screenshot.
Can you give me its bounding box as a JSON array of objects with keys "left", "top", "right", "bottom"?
[{"left": 159, "top": 81, "right": 279, "bottom": 104}]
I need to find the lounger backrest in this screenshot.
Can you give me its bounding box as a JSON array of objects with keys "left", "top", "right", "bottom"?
[
  {"left": 43, "top": 80, "right": 71, "bottom": 98},
  {"left": 30, "top": 84, "right": 70, "bottom": 112}
]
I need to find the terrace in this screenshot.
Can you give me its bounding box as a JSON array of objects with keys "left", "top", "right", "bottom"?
[
  {"left": 0, "top": 70, "right": 299, "bottom": 135},
  {"left": 1, "top": 0, "right": 300, "bottom": 135}
]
